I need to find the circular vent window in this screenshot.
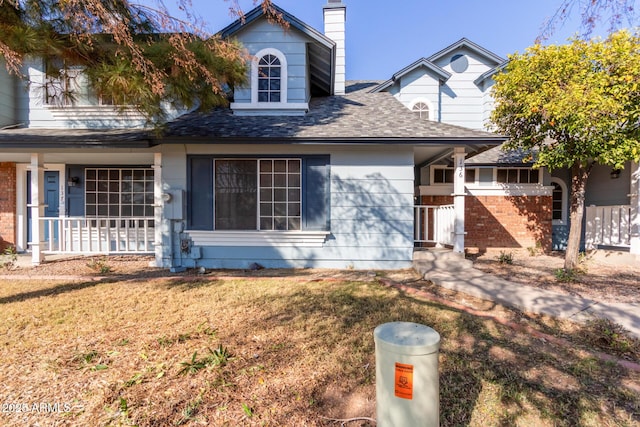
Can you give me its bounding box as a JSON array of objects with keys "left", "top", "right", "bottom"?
[{"left": 450, "top": 54, "right": 469, "bottom": 73}]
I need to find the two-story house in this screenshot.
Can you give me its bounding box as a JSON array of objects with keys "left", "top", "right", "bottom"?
[{"left": 0, "top": 1, "right": 638, "bottom": 269}]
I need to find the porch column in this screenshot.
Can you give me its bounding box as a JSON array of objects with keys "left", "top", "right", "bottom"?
[
  {"left": 452, "top": 147, "right": 466, "bottom": 254},
  {"left": 153, "top": 152, "right": 164, "bottom": 267},
  {"left": 29, "top": 154, "right": 45, "bottom": 265},
  {"left": 630, "top": 161, "right": 640, "bottom": 257}
]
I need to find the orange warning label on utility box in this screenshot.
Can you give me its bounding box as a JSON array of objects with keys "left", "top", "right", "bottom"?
[{"left": 394, "top": 362, "right": 414, "bottom": 400}]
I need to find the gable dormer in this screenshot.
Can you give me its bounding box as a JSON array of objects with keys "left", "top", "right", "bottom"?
[
  {"left": 372, "top": 38, "right": 505, "bottom": 130},
  {"left": 427, "top": 38, "right": 505, "bottom": 129},
  {"left": 221, "top": 3, "right": 338, "bottom": 116}
]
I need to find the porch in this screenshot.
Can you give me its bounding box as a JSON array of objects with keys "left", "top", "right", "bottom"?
[
  {"left": 40, "top": 217, "right": 154, "bottom": 254},
  {"left": 585, "top": 205, "right": 632, "bottom": 250}
]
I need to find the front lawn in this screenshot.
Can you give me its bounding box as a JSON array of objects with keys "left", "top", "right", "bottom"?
[{"left": 0, "top": 273, "right": 638, "bottom": 426}]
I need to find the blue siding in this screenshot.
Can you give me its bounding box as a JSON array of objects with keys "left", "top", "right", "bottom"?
[
  {"left": 232, "top": 19, "right": 309, "bottom": 104},
  {"left": 0, "top": 60, "right": 15, "bottom": 127},
  {"left": 171, "top": 147, "right": 416, "bottom": 270},
  {"left": 187, "top": 157, "right": 214, "bottom": 230},
  {"left": 67, "top": 166, "right": 85, "bottom": 216}
]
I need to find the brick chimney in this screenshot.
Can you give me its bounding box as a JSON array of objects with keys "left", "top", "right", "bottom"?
[{"left": 323, "top": 0, "right": 346, "bottom": 95}]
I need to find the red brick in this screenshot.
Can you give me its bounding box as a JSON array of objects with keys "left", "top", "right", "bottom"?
[
  {"left": 421, "top": 194, "right": 552, "bottom": 252},
  {"left": 0, "top": 162, "right": 17, "bottom": 251}
]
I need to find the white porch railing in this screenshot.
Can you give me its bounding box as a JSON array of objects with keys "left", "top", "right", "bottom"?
[
  {"left": 585, "top": 205, "right": 632, "bottom": 249},
  {"left": 414, "top": 204, "right": 455, "bottom": 246},
  {"left": 41, "top": 217, "right": 155, "bottom": 254}
]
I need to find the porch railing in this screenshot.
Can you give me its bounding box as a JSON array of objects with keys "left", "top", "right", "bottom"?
[
  {"left": 585, "top": 205, "right": 632, "bottom": 249},
  {"left": 40, "top": 217, "right": 155, "bottom": 254},
  {"left": 414, "top": 204, "right": 455, "bottom": 246}
]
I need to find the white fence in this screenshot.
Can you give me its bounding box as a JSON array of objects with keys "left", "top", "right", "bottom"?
[
  {"left": 585, "top": 205, "right": 631, "bottom": 249},
  {"left": 41, "top": 217, "right": 155, "bottom": 254},
  {"left": 414, "top": 204, "right": 455, "bottom": 246}
]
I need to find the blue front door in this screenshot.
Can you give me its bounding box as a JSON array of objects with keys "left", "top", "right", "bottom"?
[{"left": 26, "top": 171, "right": 60, "bottom": 248}]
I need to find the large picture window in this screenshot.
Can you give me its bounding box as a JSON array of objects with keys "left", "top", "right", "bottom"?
[
  {"left": 188, "top": 156, "right": 329, "bottom": 232},
  {"left": 85, "top": 168, "right": 154, "bottom": 217},
  {"left": 214, "top": 159, "right": 301, "bottom": 231}
]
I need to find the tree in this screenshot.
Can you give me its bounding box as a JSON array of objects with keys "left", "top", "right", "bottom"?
[
  {"left": 540, "top": 0, "right": 638, "bottom": 41},
  {"left": 0, "top": 0, "right": 278, "bottom": 122},
  {"left": 491, "top": 30, "right": 640, "bottom": 270}
]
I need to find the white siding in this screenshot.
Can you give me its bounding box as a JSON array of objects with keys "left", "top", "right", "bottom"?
[
  {"left": 392, "top": 68, "right": 440, "bottom": 120},
  {"left": 15, "top": 57, "right": 179, "bottom": 129},
  {"left": 432, "top": 47, "right": 495, "bottom": 130},
  {"left": 0, "top": 59, "right": 16, "bottom": 127},
  {"left": 481, "top": 79, "right": 496, "bottom": 130},
  {"left": 233, "top": 19, "right": 309, "bottom": 104}
]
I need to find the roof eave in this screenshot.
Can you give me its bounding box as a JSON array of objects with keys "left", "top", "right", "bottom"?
[
  {"left": 427, "top": 37, "right": 505, "bottom": 65},
  {"left": 218, "top": 3, "right": 335, "bottom": 50}
]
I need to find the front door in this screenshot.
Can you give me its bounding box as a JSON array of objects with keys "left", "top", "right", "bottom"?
[{"left": 26, "top": 171, "right": 60, "bottom": 248}]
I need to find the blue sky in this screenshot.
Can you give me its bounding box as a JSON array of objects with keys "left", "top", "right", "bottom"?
[{"left": 167, "top": 0, "right": 637, "bottom": 80}]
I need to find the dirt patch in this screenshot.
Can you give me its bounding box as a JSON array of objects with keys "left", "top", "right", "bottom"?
[
  {"left": 470, "top": 250, "right": 640, "bottom": 304},
  {"left": 1, "top": 254, "right": 422, "bottom": 283}
]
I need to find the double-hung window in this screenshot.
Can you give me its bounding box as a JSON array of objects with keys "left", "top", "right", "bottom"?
[{"left": 257, "top": 54, "right": 281, "bottom": 103}]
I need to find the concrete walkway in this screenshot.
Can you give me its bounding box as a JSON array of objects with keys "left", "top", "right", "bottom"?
[{"left": 413, "top": 264, "right": 640, "bottom": 339}]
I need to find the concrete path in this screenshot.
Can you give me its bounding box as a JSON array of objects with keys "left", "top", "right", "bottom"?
[{"left": 414, "top": 265, "right": 640, "bottom": 339}]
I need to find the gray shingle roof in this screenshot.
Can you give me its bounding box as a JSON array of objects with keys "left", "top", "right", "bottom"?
[
  {"left": 466, "top": 144, "right": 535, "bottom": 166},
  {"left": 0, "top": 128, "right": 150, "bottom": 148},
  {"left": 0, "top": 82, "right": 506, "bottom": 148},
  {"left": 161, "top": 81, "right": 506, "bottom": 144}
]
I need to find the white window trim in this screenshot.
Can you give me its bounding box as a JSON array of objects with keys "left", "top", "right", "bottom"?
[
  {"left": 550, "top": 178, "right": 569, "bottom": 225},
  {"left": 231, "top": 48, "right": 309, "bottom": 115},
  {"left": 252, "top": 48, "right": 288, "bottom": 105},
  {"left": 430, "top": 166, "right": 454, "bottom": 185},
  {"left": 212, "top": 158, "right": 302, "bottom": 232},
  {"left": 186, "top": 230, "right": 330, "bottom": 247},
  {"left": 409, "top": 97, "right": 434, "bottom": 120}
]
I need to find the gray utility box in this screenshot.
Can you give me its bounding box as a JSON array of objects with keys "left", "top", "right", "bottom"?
[{"left": 374, "top": 322, "right": 441, "bottom": 427}]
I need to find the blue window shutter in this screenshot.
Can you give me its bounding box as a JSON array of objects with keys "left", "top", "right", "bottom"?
[
  {"left": 188, "top": 157, "right": 213, "bottom": 230},
  {"left": 302, "top": 156, "right": 330, "bottom": 231}
]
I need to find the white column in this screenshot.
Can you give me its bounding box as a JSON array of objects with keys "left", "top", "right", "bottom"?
[
  {"left": 153, "top": 152, "right": 165, "bottom": 267},
  {"left": 630, "top": 161, "right": 640, "bottom": 256},
  {"left": 452, "top": 147, "right": 466, "bottom": 254},
  {"left": 29, "top": 153, "right": 45, "bottom": 265}
]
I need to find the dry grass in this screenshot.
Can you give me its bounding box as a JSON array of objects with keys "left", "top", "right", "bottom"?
[
  {"left": 0, "top": 264, "right": 639, "bottom": 426},
  {"left": 472, "top": 250, "right": 640, "bottom": 304}
]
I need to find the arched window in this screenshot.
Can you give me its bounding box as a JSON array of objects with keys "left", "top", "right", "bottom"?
[
  {"left": 550, "top": 178, "right": 568, "bottom": 224},
  {"left": 251, "top": 48, "right": 288, "bottom": 105},
  {"left": 412, "top": 101, "right": 430, "bottom": 119},
  {"left": 257, "top": 54, "right": 281, "bottom": 102}
]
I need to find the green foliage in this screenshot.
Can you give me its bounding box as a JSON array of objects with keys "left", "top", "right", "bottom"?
[
  {"left": 554, "top": 268, "right": 580, "bottom": 282},
  {"left": 0, "top": 0, "right": 249, "bottom": 123},
  {"left": 491, "top": 30, "right": 640, "bottom": 269},
  {"left": 492, "top": 30, "right": 640, "bottom": 171},
  {"left": 497, "top": 251, "right": 514, "bottom": 264},
  {"left": 178, "top": 345, "right": 231, "bottom": 375},
  {"left": 579, "top": 318, "right": 640, "bottom": 359},
  {"left": 0, "top": 246, "right": 17, "bottom": 270},
  {"left": 86, "top": 257, "right": 112, "bottom": 274},
  {"left": 241, "top": 403, "right": 253, "bottom": 418}
]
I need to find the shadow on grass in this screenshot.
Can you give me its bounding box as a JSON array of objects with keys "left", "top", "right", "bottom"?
[
  {"left": 208, "top": 280, "right": 640, "bottom": 427},
  {"left": 0, "top": 279, "right": 108, "bottom": 305}
]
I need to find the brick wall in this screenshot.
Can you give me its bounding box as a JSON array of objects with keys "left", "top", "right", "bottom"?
[
  {"left": 420, "top": 194, "right": 552, "bottom": 252},
  {"left": 0, "top": 162, "right": 17, "bottom": 251}
]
